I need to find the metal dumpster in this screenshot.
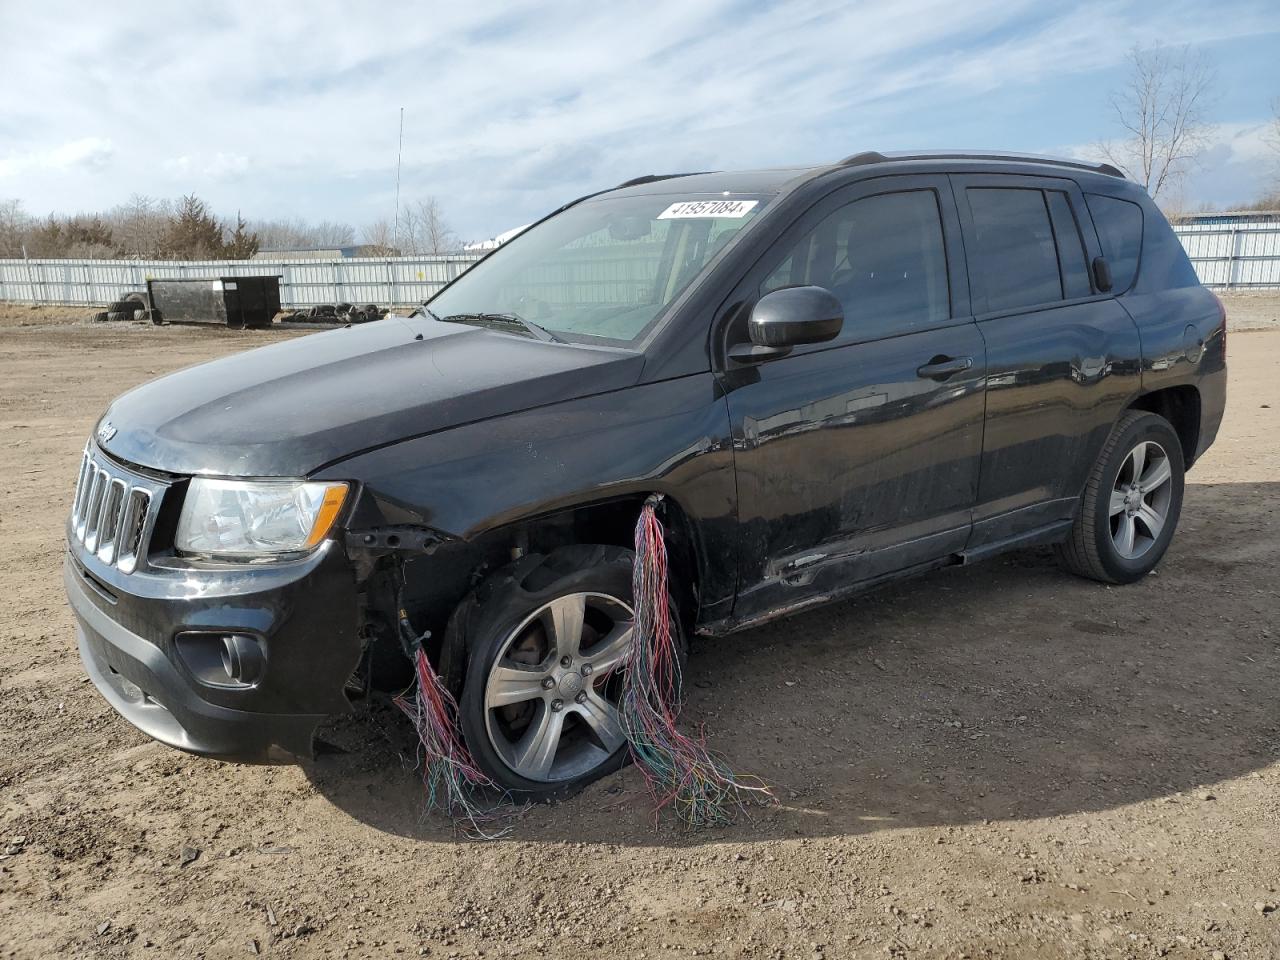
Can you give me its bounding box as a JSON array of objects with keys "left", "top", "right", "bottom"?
[{"left": 147, "top": 276, "right": 281, "bottom": 329}]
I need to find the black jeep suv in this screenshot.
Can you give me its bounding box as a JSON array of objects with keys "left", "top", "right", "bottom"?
[{"left": 65, "top": 151, "right": 1226, "bottom": 796}]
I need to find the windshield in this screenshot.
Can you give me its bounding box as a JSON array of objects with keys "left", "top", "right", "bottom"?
[{"left": 427, "top": 193, "right": 769, "bottom": 343}]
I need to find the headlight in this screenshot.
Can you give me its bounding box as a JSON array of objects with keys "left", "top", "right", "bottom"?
[{"left": 175, "top": 478, "right": 349, "bottom": 559}]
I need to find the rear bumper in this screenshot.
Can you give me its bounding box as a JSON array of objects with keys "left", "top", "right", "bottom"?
[
  {"left": 65, "top": 539, "right": 362, "bottom": 762},
  {"left": 1194, "top": 362, "right": 1227, "bottom": 465}
]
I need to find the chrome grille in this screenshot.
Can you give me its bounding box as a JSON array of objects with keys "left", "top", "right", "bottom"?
[{"left": 69, "top": 445, "right": 160, "bottom": 574}]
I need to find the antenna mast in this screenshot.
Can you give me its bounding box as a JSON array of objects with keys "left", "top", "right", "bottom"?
[{"left": 393, "top": 106, "right": 404, "bottom": 251}]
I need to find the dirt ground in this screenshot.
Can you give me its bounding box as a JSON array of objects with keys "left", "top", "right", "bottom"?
[{"left": 0, "top": 301, "right": 1277, "bottom": 960}]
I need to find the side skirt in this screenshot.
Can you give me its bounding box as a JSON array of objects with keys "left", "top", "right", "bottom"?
[
  {"left": 956, "top": 518, "right": 1075, "bottom": 565},
  {"left": 695, "top": 516, "right": 1076, "bottom": 639},
  {"left": 695, "top": 555, "right": 955, "bottom": 638}
]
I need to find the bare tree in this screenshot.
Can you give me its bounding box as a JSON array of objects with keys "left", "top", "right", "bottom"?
[
  {"left": 359, "top": 218, "right": 399, "bottom": 255},
  {"left": 399, "top": 197, "right": 457, "bottom": 254},
  {"left": 108, "top": 194, "right": 170, "bottom": 259},
  {"left": 1096, "top": 45, "right": 1216, "bottom": 200},
  {"left": 0, "top": 199, "right": 32, "bottom": 258},
  {"left": 1267, "top": 97, "right": 1280, "bottom": 195},
  {"left": 311, "top": 220, "right": 356, "bottom": 247},
  {"left": 0, "top": 195, "right": 447, "bottom": 260},
  {"left": 249, "top": 217, "right": 355, "bottom": 251}
]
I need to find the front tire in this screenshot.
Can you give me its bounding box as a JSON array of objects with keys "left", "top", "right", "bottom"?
[
  {"left": 456, "top": 545, "right": 684, "bottom": 799},
  {"left": 1055, "top": 410, "right": 1185, "bottom": 584}
]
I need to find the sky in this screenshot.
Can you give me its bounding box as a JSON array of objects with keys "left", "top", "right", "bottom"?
[{"left": 1, "top": 0, "right": 1277, "bottom": 242}]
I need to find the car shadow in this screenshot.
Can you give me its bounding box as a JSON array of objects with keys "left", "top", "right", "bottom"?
[{"left": 303, "top": 480, "right": 1279, "bottom": 846}]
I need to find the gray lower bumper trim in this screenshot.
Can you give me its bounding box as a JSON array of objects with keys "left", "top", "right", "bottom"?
[{"left": 66, "top": 556, "right": 322, "bottom": 760}]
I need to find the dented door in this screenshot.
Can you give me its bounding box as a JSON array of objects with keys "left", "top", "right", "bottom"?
[{"left": 715, "top": 176, "right": 986, "bottom": 624}]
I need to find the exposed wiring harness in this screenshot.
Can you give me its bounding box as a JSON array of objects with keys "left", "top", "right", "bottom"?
[
  {"left": 621, "top": 494, "right": 771, "bottom": 826},
  {"left": 393, "top": 613, "right": 512, "bottom": 840},
  {"left": 396, "top": 493, "right": 769, "bottom": 836}
]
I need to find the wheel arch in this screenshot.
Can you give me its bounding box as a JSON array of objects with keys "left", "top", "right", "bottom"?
[
  {"left": 1126, "top": 385, "right": 1201, "bottom": 468},
  {"left": 479, "top": 490, "right": 703, "bottom": 630},
  {"left": 393, "top": 490, "right": 705, "bottom": 693}
]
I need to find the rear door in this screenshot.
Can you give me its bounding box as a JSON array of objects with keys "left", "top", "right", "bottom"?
[
  {"left": 951, "top": 174, "right": 1143, "bottom": 550},
  {"left": 715, "top": 175, "right": 987, "bottom": 622}
]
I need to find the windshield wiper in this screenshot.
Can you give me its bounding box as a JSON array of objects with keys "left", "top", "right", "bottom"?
[{"left": 435, "top": 312, "right": 563, "bottom": 343}]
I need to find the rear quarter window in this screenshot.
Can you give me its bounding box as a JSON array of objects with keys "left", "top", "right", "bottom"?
[{"left": 1085, "top": 194, "right": 1143, "bottom": 293}]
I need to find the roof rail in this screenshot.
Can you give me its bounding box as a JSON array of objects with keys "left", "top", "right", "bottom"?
[
  {"left": 837, "top": 150, "right": 1125, "bottom": 179},
  {"left": 613, "top": 172, "right": 711, "bottom": 189}
]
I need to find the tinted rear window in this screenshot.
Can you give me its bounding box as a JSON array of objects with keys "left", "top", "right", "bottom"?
[
  {"left": 967, "top": 188, "right": 1061, "bottom": 311},
  {"left": 1086, "top": 194, "right": 1144, "bottom": 292},
  {"left": 1046, "top": 191, "right": 1092, "bottom": 299}
]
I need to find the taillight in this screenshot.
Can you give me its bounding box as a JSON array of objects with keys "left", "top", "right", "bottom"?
[{"left": 1210, "top": 291, "right": 1227, "bottom": 352}]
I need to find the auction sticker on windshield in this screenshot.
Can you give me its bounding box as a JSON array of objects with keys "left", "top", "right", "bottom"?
[{"left": 657, "top": 199, "right": 758, "bottom": 219}]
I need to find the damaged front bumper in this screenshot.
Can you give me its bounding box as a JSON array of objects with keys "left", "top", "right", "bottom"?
[{"left": 65, "top": 534, "right": 362, "bottom": 762}]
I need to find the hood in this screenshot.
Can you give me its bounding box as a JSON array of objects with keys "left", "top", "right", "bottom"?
[{"left": 99, "top": 314, "right": 644, "bottom": 477}]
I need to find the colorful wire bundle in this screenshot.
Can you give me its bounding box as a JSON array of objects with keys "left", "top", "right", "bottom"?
[
  {"left": 393, "top": 637, "right": 511, "bottom": 840},
  {"left": 620, "top": 495, "right": 772, "bottom": 827},
  {"left": 396, "top": 496, "right": 766, "bottom": 835}
]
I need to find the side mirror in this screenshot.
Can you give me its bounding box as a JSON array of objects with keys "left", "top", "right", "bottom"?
[
  {"left": 1092, "top": 256, "right": 1113, "bottom": 293},
  {"left": 732, "top": 286, "right": 843, "bottom": 361}
]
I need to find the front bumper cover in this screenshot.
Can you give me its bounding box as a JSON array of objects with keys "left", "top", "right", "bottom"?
[{"left": 65, "top": 537, "right": 362, "bottom": 762}]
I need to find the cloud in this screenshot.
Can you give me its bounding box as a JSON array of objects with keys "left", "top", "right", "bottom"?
[
  {"left": 0, "top": 137, "right": 114, "bottom": 178},
  {"left": 1, "top": 1, "right": 1277, "bottom": 235},
  {"left": 163, "top": 153, "right": 251, "bottom": 180},
  {"left": 205, "top": 153, "right": 250, "bottom": 179}
]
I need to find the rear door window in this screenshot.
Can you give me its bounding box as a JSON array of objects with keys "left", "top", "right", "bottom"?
[
  {"left": 1046, "top": 191, "right": 1092, "bottom": 299},
  {"left": 761, "top": 190, "right": 950, "bottom": 340},
  {"left": 1086, "top": 194, "right": 1144, "bottom": 292},
  {"left": 966, "top": 187, "right": 1062, "bottom": 312}
]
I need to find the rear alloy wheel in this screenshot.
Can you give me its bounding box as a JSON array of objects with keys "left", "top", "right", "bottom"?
[
  {"left": 1055, "top": 410, "right": 1185, "bottom": 584},
  {"left": 1108, "top": 440, "right": 1174, "bottom": 561},
  {"left": 457, "top": 545, "right": 683, "bottom": 798}
]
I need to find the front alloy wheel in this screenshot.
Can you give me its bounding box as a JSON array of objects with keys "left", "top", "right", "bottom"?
[
  {"left": 457, "top": 544, "right": 683, "bottom": 798},
  {"left": 483, "top": 592, "right": 632, "bottom": 782}
]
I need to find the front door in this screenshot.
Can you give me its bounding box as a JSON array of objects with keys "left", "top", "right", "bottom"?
[{"left": 715, "top": 175, "right": 987, "bottom": 624}]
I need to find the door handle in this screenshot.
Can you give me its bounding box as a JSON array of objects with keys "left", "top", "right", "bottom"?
[{"left": 916, "top": 355, "right": 973, "bottom": 381}]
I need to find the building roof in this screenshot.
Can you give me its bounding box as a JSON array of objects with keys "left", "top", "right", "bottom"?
[{"left": 1178, "top": 210, "right": 1280, "bottom": 225}]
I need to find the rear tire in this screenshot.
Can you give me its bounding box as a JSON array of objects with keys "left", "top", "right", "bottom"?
[
  {"left": 1055, "top": 410, "right": 1185, "bottom": 584},
  {"left": 456, "top": 544, "right": 684, "bottom": 800}
]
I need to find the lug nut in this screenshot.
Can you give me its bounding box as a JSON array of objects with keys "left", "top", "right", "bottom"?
[
  {"left": 580, "top": 663, "right": 593, "bottom": 677},
  {"left": 560, "top": 656, "right": 572, "bottom": 668},
  {"left": 550, "top": 699, "right": 564, "bottom": 712},
  {"left": 541, "top": 677, "right": 555, "bottom": 690},
  {"left": 574, "top": 691, "right": 587, "bottom": 704}
]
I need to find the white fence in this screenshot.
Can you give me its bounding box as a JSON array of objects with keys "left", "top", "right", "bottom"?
[
  {"left": 1, "top": 223, "right": 1278, "bottom": 306},
  {"left": 1171, "top": 222, "right": 1280, "bottom": 288},
  {"left": 0, "top": 254, "right": 485, "bottom": 308}
]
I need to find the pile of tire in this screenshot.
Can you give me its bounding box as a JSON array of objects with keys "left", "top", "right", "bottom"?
[
  {"left": 277, "top": 303, "right": 386, "bottom": 325},
  {"left": 92, "top": 292, "right": 162, "bottom": 324}
]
